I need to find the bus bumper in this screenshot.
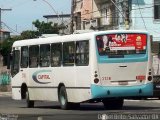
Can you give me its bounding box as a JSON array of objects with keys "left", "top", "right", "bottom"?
[{"left": 91, "top": 83, "right": 153, "bottom": 99}]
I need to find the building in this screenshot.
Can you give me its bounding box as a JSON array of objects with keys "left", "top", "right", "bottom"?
[
  {"left": 43, "top": 14, "right": 71, "bottom": 34},
  {"left": 0, "top": 30, "right": 10, "bottom": 42},
  {"left": 72, "top": 0, "right": 160, "bottom": 44},
  {"left": 117, "top": 0, "right": 160, "bottom": 42},
  {"left": 116, "top": 0, "right": 160, "bottom": 54},
  {"left": 72, "top": 0, "right": 118, "bottom": 31}
]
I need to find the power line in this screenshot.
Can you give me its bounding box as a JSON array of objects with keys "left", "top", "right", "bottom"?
[
  {"left": 0, "top": 8, "right": 12, "bottom": 41},
  {"left": 137, "top": 0, "right": 147, "bottom": 30},
  {"left": 33, "top": 0, "right": 62, "bottom": 21},
  {"left": 73, "top": 4, "right": 154, "bottom": 19},
  {"left": 2, "top": 22, "right": 20, "bottom": 34}
]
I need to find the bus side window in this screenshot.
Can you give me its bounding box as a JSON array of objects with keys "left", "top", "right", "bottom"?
[
  {"left": 11, "top": 50, "right": 20, "bottom": 77},
  {"left": 51, "top": 43, "right": 62, "bottom": 67},
  {"left": 63, "top": 42, "right": 75, "bottom": 66},
  {"left": 76, "top": 41, "right": 89, "bottom": 66},
  {"left": 29, "top": 45, "right": 39, "bottom": 68},
  {"left": 40, "top": 44, "right": 50, "bottom": 67},
  {"left": 21, "top": 46, "right": 29, "bottom": 68}
]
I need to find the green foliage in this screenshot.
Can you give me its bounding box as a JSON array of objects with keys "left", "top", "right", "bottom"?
[
  {"left": 0, "top": 37, "right": 17, "bottom": 65},
  {"left": 21, "top": 30, "right": 39, "bottom": 39},
  {"left": 0, "top": 19, "right": 62, "bottom": 65},
  {"left": 32, "top": 20, "right": 59, "bottom": 35},
  {"left": 0, "top": 38, "right": 16, "bottom": 57}
]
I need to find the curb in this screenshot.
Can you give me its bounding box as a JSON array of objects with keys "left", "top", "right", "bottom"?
[{"left": 0, "top": 92, "right": 12, "bottom": 97}]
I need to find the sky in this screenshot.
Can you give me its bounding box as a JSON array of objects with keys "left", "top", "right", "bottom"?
[{"left": 0, "top": 0, "right": 71, "bottom": 35}]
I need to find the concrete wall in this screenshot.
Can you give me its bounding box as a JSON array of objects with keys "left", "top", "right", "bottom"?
[{"left": 81, "top": 0, "right": 93, "bottom": 20}]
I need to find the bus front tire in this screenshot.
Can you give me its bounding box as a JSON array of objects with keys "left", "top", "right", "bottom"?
[
  {"left": 26, "top": 91, "right": 34, "bottom": 108},
  {"left": 102, "top": 99, "right": 124, "bottom": 110}
]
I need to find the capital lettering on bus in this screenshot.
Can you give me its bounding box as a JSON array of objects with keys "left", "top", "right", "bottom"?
[{"left": 38, "top": 75, "right": 50, "bottom": 80}]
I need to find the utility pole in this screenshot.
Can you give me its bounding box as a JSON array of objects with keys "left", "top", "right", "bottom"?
[
  {"left": 0, "top": 8, "right": 12, "bottom": 41},
  {"left": 110, "top": 0, "right": 130, "bottom": 30},
  {"left": 124, "top": 0, "right": 130, "bottom": 30},
  {"left": 70, "top": 0, "right": 74, "bottom": 34}
]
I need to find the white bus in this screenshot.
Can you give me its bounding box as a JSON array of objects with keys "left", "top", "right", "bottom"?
[{"left": 10, "top": 30, "right": 153, "bottom": 110}]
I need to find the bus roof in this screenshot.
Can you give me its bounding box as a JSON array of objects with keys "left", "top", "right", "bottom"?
[{"left": 12, "top": 30, "right": 149, "bottom": 47}]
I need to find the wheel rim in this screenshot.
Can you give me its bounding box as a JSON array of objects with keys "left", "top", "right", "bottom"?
[
  {"left": 60, "top": 90, "right": 66, "bottom": 105},
  {"left": 26, "top": 92, "right": 29, "bottom": 101},
  {"left": 61, "top": 95, "right": 65, "bottom": 105}
]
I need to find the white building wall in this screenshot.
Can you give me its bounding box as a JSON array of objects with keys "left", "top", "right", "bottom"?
[{"left": 118, "top": 0, "right": 160, "bottom": 42}]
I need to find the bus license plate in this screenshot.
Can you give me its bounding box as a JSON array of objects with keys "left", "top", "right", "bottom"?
[{"left": 119, "top": 81, "right": 128, "bottom": 85}]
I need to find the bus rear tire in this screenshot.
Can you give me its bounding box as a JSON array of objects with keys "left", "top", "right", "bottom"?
[
  {"left": 58, "top": 86, "right": 71, "bottom": 110},
  {"left": 26, "top": 91, "right": 34, "bottom": 108},
  {"left": 102, "top": 99, "right": 124, "bottom": 110}
]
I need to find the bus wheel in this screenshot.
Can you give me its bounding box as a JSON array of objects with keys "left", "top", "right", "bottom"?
[
  {"left": 26, "top": 91, "right": 34, "bottom": 108},
  {"left": 102, "top": 99, "right": 124, "bottom": 110},
  {"left": 58, "top": 86, "right": 71, "bottom": 110}
]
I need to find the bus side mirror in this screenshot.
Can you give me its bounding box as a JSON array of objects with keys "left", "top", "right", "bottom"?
[{"left": 7, "top": 53, "right": 12, "bottom": 69}]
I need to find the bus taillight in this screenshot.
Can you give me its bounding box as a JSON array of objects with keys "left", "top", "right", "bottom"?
[
  {"left": 136, "top": 75, "right": 146, "bottom": 81},
  {"left": 94, "top": 78, "right": 99, "bottom": 84},
  {"left": 148, "top": 76, "right": 152, "bottom": 81}
]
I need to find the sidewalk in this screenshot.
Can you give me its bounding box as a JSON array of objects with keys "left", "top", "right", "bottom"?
[
  {"left": 125, "top": 99, "right": 160, "bottom": 103},
  {"left": 0, "top": 85, "right": 11, "bottom": 92},
  {"left": 0, "top": 92, "right": 12, "bottom": 97}
]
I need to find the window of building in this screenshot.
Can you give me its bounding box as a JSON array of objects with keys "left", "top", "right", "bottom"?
[
  {"left": 21, "top": 46, "right": 29, "bottom": 68},
  {"left": 63, "top": 42, "right": 75, "bottom": 66},
  {"left": 101, "top": 4, "right": 110, "bottom": 26},
  {"left": 40, "top": 44, "right": 50, "bottom": 67},
  {"left": 51, "top": 43, "right": 62, "bottom": 67},
  {"left": 76, "top": 41, "right": 89, "bottom": 66},
  {"left": 154, "top": 0, "right": 160, "bottom": 20},
  {"left": 29, "top": 45, "right": 39, "bottom": 68}
]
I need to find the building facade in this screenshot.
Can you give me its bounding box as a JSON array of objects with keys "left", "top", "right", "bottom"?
[
  {"left": 117, "top": 0, "right": 160, "bottom": 42},
  {"left": 0, "top": 30, "right": 10, "bottom": 42},
  {"left": 72, "top": 0, "right": 118, "bottom": 31},
  {"left": 43, "top": 14, "right": 71, "bottom": 34},
  {"left": 72, "top": 0, "right": 160, "bottom": 43}
]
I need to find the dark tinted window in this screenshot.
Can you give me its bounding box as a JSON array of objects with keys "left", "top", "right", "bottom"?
[
  {"left": 154, "top": 0, "right": 160, "bottom": 20},
  {"left": 51, "top": 43, "right": 62, "bottom": 67},
  {"left": 11, "top": 50, "right": 20, "bottom": 77},
  {"left": 63, "top": 42, "right": 75, "bottom": 66},
  {"left": 40, "top": 44, "right": 50, "bottom": 67},
  {"left": 29, "top": 45, "right": 39, "bottom": 68},
  {"left": 76, "top": 41, "right": 89, "bottom": 66},
  {"left": 21, "top": 46, "right": 28, "bottom": 68}
]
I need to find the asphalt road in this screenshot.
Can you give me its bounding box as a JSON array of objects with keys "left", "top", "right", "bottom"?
[{"left": 0, "top": 95, "right": 160, "bottom": 120}]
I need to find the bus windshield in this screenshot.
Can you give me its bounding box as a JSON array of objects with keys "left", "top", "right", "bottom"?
[{"left": 96, "top": 33, "right": 147, "bottom": 57}]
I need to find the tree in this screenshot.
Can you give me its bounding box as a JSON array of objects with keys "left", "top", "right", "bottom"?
[
  {"left": 21, "top": 30, "right": 39, "bottom": 39},
  {"left": 32, "top": 20, "right": 59, "bottom": 35},
  {"left": 0, "top": 38, "right": 17, "bottom": 65},
  {"left": 0, "top": 19, "right": 62, "bottom": 66}
]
